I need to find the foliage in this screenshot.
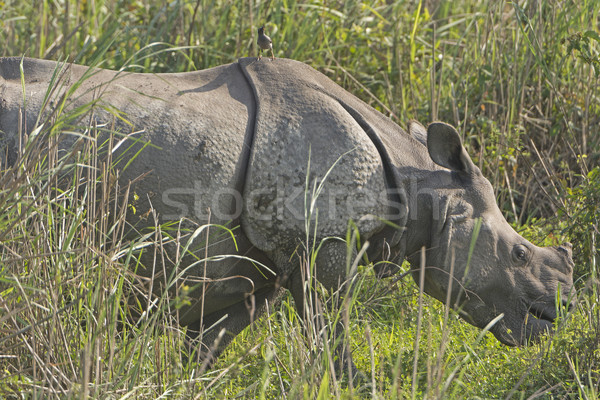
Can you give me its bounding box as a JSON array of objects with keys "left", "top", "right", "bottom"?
[
  {"left": 0, "top": 0, "right": 598, "bottom": 398},
  {"left": 564, "top": 167, "right": 600, "bottom": 279},
  {"left": 564, "top": 30, "right": 600, "bottom": 77}
]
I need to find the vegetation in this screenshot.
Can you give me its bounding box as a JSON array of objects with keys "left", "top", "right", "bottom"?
[{"left": 0, "top": 0, "right": 598, "bottom": 398}]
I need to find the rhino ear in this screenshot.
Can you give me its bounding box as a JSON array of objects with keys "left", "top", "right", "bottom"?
[{"left": 427, "top": 122, "right": 477, "bottom": 175}]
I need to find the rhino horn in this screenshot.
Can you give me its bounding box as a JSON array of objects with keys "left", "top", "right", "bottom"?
[{"left": 557, "top": 242, "right": 573, "bottom": 259}]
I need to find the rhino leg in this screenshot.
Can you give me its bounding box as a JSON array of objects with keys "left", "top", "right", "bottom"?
[
  {"left": 272, "top": 239, "right": 357, "bottom": 374},
  {"left": 186, "top": 284, "right": 285, "bottom": 364},
  {"left": 283, "top": 240, "right": 350, "bottom": 313}
]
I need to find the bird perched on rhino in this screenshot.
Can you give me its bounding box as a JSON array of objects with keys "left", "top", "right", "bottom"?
[{"left": 257, "top": 26, "right": 275, "bottom": 60}]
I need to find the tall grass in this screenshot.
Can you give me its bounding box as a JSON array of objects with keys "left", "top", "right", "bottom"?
[
  {"left": 0, "top": 61, "right": 251, "bottom": 397},
  {"left": 0, "top": 0, "right": 598, "bottom": 398},
  {"left": 0, "top": 66, "right": 182, "bottom": 397}
]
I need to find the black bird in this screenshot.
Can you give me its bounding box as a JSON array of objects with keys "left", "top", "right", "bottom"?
[{"left": 257, "top": 26, "right": 275, "bottom": 60}]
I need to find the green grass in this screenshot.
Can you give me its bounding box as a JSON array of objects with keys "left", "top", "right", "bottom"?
[{"left": 1, "top": 0, "right": 599, "bottom": 398}]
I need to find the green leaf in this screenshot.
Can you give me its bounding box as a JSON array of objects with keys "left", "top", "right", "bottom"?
[
  {"left": 316, "top": 374, "right": 330, "bottom": 400},
  {"left": 584, "top": 30, "right": 600, "bottom": 43}
]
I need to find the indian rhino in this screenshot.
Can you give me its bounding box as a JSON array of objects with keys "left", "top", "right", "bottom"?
[{"left": 0, "top": 57, "right": 574, "bottom": 360}]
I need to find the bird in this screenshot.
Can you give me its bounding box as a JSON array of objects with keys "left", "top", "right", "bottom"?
[{"left": 257, "top": 26, "right": 275, "bottom": 61}]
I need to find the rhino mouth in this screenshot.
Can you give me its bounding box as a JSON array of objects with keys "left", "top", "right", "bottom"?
[{"left": 527, "top": 304, "right": 557, "bottom": 323}]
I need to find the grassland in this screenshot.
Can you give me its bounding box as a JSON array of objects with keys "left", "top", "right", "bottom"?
[{"left": 0, "top": 0, "right": 599, "bottom": 398}]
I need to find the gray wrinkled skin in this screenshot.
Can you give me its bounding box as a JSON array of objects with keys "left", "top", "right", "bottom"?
[{"left": 0, "top": 57, "right": 573, "bottom": 355}]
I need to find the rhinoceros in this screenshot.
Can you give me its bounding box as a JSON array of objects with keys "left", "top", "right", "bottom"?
[{"left": 0, "top": 57, "right": 574, "bottom": 360}]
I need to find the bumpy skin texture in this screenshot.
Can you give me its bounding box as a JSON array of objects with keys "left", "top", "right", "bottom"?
[{"left": 0, "top": 57, "right": 574, "bottom": 357}]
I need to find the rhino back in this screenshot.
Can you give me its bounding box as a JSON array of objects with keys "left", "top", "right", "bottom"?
[
  {"left": 238, "top": 58, "right": 395, "bottom": 254},
  {"left": 0, "top": 58, "right": 254, "bottom": 228}
]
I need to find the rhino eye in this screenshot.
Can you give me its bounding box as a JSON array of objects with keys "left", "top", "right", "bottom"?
[{"left": 512, "top": 244, "right": 529, "bottom": 265}]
